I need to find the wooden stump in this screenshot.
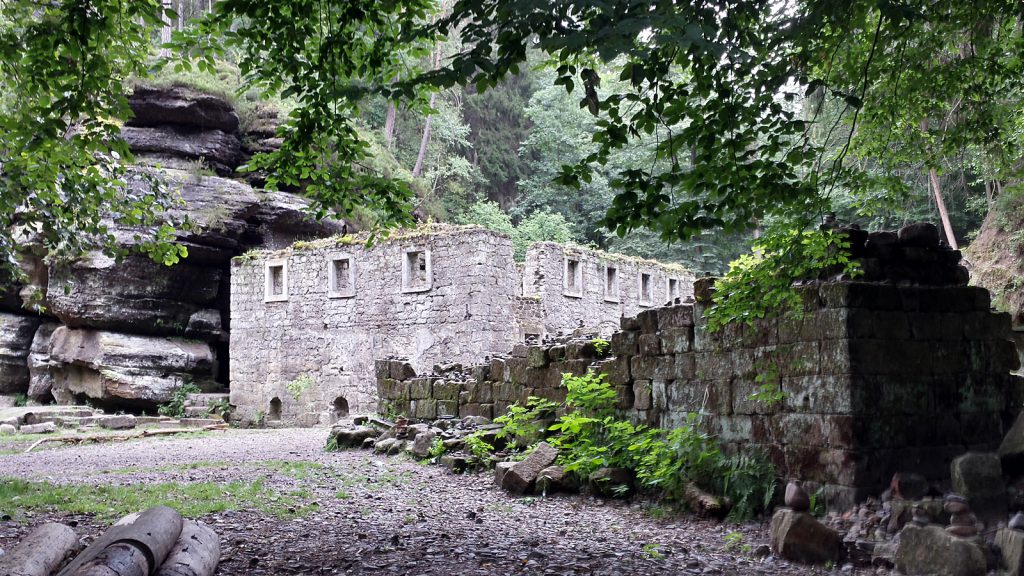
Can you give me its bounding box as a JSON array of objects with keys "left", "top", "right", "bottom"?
[
  {"left": 154, "top": 521, "right": 220, "bottom": 576},
  {"left": 72, "top": 543, "right": 149, "bottom": 576},
  {"left": 0, "top": 522, "right": 79, "bottom": 576}
]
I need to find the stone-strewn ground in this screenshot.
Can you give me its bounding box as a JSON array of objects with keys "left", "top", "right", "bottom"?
[{"left": 1, "top": 428, "right": 876, "bottom": 575}]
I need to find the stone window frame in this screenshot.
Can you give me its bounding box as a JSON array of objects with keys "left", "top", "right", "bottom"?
[
  {"left": 401, "top": 247, "right": 433, "bottom": 294},
  {"left": 638, "top": 272, "right": 654, "bottom": 307},
  {"left": 666, "top": 277, "right": 680, "bottom": 302},
  {"left": 327, "top": 253, "right": 356, "bottom": 299},
  {"left": 562, "top": 255, "right": 583, "bottom": 298},
  {"left": 264, "top": 258, "right": 289, "bottom": 303},
  {"left": 603, "top": 263, "right": 620, "bottom": 303}
]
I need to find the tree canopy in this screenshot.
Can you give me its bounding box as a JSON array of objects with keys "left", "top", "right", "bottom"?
[{"left": 1, "top": 0, "right": 1022, "bottom": 314}]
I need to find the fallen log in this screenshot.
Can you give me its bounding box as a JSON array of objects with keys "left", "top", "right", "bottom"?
[
  {"left": 71, "top": 543, "right": 149, "bottom": 576},
  {"left": 0, "top": 522, "right": 80, "bottom": 576},
  {"left": 56, "top": 506, "right": 183, "bottom": 576},
  {"left": 154, "top": 521, "right": 219, "bottom": 576},
  {"left": 683, "top": 482, "right": 728, "bottom": 519}
]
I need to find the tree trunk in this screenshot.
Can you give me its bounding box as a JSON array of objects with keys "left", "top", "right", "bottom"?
[
  {"left": 928, "top": 168, "right": 959, "bottom": 249},
  {"left": 411, "top": 93, "right": 435, "bottom": 178},
  {"left": 159, "top": 0, "right": 173, "bottom": 57},
  {"left": 155, "top": 521, "right": 220, "bottom": 576},
  {"left": 383, "top": 103, "right": 397, "bottom": 150},
  {"left": 57, "top": 507, "right": 184, "bottom": 576},
  {"left": 0, "top": 523, "right": 80, "bottom": 576},
  {"left": 411, "top": 3, "right": 445, "bottom": 178}
]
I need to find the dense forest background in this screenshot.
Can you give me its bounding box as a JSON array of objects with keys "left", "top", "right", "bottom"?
[{"left": 24, "top": 0, "right": 1010, "bottom": 275}]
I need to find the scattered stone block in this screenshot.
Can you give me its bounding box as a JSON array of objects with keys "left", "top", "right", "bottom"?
[
  {"left": 526, "top": 346, "right": 549, "bottom": 369},
  {"left": 19, "top": 422, "right": 56, "bottom": 434},
  {"left": 179, "top": 417, "right": 222, "bottom": 427},
  {"left": 895, "top": 524, "right": 986, "bottom": 576},
  {"left": 411, "top": 431, "right": 436, "bottom": 458},
  {"left": 97, "top": 415, "right": 137, "bottom": 430},
  {"left": 494, "top": 461, "right": 515, "bottom": 487},
  {"left": 0, "top": 423, "right": 15, "bottom": 435},
  {"left": 997, "top": 527, "right": 1024, "bottom": 576},
  {"left": 329, "top": 425, "right": 378, "bottom": 449},
  {"left": 898, "top": 222, "right": 940, "bottom": 248},
  {"left": 769, "top": 509, "right": 841, "bottom": 565},
  {"left": 589, "top": 467, "right": 635, "bottom": 497},
  {"left": 536, "top": 465, "right": 574, "bottom": 494},
  {"left": 500, "top": 442, "right": 558, "bottom": 494},
  {"left": 439, "top": 454, "right": 470, "bottom": 473},
  {"left": 951, "top": 452, "right": 1007, "bottom": 520}
]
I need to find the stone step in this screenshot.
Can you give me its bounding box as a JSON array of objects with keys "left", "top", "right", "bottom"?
[
  {"left": 179, "top": 417, "right": 224, "bottom": 427},
  {"left": 184, "top": 405, "right": 214, "bottom": 417},
  {"left": 184, "top": 393, "right": 230, "bottom": 408}
]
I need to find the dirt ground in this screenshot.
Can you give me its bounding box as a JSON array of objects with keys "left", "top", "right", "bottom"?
[{"left": 0, "top": 428, "right": 875, "bottom": 575}]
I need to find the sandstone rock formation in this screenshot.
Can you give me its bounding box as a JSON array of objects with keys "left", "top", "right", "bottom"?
[{"left": 0, "top": 83, "right": 344, "bottom": 411}]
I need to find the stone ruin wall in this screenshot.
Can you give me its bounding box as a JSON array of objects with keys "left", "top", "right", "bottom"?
[
  {"left": 229, "top": 226, "right": 692, "bottom": 425},
  {"left": 230, "top": 228, "right": 521, "bottom": 425},
  {"left": 523, "top": 242, "right": 694, "bottom": 339},
  {"left": 378, "top": 225, "right": 1024, "bottom": 509},
  {"left": 379, "top": 285, "right": 1023, "bottom": 509}
]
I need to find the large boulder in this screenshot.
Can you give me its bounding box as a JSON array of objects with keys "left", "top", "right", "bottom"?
[
  {"left": 0, "top": 313, "right": 41, "bottom": 393},
  {"left": 951, "top": 452, "right": 1007, "bottom": 520},
  {"left": 48, "top": 327, "right": 214, "bottom": 409},
  {"left": 121, "top": 125, "right": 243, "bottom": 176},
  {"left": 128, "top": 85, "right": 240, "bottom": 133},
  {"left": 964, "top": 193, "right": 1024, "bottom": 329},
  {"left": 996, "top": 527, "right": 1024, "bottom": 576},
  {"left": 48, "top": 252, "right": 221, "bottom": 338},
  {"left": 1000, "top": 411, "right": 1024, "bottom": 475},
  {"left": 768, "top": 509, "right": 841, "bottom": 565},
  {"left": 26, "top": 321, "right": 60, "bottom": 401},
  {"left": 895, "top": 524, "right": 986, "bottom": 576}
]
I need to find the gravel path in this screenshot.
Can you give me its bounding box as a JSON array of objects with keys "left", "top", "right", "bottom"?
[{"left": 1, "top": 428, "right": 875, "bottom": 575}]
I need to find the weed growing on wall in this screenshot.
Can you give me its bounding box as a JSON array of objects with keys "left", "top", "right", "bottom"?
[
  {"left": 494, "top": 396, "right": 558, "bottom": 446},
  {"left": 287, "top": 374, "right": 315, "bottom": 401},
  {"left": 158, "top": 382, "right": 202, "bottom": 418}
]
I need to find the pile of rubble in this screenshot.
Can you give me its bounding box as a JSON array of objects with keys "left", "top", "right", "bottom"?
[
  {"left": 0, "top": 405, "right": 224, "bottom": 436},
  {"left": 770, "top": 449, "right": 1024, "bottom": 575}
]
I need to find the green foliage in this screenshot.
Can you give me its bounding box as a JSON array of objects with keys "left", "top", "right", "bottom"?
[
  {"left": 287, "top": 374, "right": 314, "bottom": 401},
  {"left": 464, "top": 432, "right": 495, "bottom": 464},
  {"left": 206, "top": 399, "right": 231, "bottom": 420},
  {"left": 705, "top": 227, "right": 861, "bottom": 332},
  {"left": 158, "top": 382, "right": 201, "bottom": 418},
  {"left": 428, "top": 436, "right": 447, "bottom": 459},
  {"left": 512, "top": 211, "right": 574, "bottom": 261},
  {"left": 494, "top": 396, "right": 558, "bottom": 446},
  {"left": 457, "top": 201, "right": 515, "bottom": 237},
  {"left": 324, "top": 434, "right": 339, "bottom": 452},
  {"left": 12, "top": 393, "right": 27, "bottom": 407},
  {"left": 591, "top": 338, "right": 610, "bottom": 357},
  {"left": 0, "top": 0, "right": 191, "bottom": 277},
  {"left": 641, "top": 543, "right": 665, "bottom": 560},
  {"left": 748, "top": 363, "right": 786, "bottom": 407}
]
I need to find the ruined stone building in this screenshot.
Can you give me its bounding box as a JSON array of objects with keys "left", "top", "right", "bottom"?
[{"left": 228, "top": 226, "right": 693, "bottom": 425}]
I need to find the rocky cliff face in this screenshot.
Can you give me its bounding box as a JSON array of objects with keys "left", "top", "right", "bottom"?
[{"left": 0, "top": 84, "right": 343, "bottom": 410}]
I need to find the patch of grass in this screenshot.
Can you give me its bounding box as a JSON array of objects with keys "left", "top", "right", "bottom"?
[
  {"left": 0, "top": 476, "right": 315, "bottom": 521},
  {"left": 253, "top": 460, "right": 332, "bottom": 480}
]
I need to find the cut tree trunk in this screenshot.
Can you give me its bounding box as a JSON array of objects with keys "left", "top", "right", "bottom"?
[
  {"left": 0, "top": 522, "right": 80, "bottom": 576},
  {"left": 71, "top": 543, "right": 149, "bottom": 576},
  {"left": 154, "top": 521, "right": 220, "bottom": 576},
  {"left": 57, "top": 507, "right": 183, "bottom": 576}
]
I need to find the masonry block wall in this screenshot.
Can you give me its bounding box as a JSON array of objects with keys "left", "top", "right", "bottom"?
[
  {"left": 522, "top": 243, "right": 694, "bottom": 338},
  {"left": 230, "top": 227, "right": 521, "bottom": 425},
  {"left": 378, "top": 281, "right": 1023, "bottom": 509},
  {"left": 230, "top": 225, "right": 695, "bottom": 425}
]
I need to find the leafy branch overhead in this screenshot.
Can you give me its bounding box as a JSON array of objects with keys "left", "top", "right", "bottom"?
[{"left": 2, "top": 0, "right": 1021, "bottom": 289}]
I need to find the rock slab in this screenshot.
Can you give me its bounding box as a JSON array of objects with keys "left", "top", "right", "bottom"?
[
  {"left": 996, "top": 527, "right": 1024, "bottom": 576},
  {"left": 895, "top": 524, "right": 986, "bottom": 576},
  {"left": 769, "top": 509, "right": 840, "bottom": 565},
  {"left": 951, "top": 451, "right": 1007, "bottom": 520},
  {"left": 500, "top": 442, "right": 558, "bottom": 494}
]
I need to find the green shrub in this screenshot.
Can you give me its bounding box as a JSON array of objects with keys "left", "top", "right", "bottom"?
[
  {"left": 158, "top": 382, "right": 202, "bottom": 418},
  {"left": 494, "top": 396, "right": 558, "bottom": 446}
]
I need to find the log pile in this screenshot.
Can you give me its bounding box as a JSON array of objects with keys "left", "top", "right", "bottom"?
[{"left": 0, "top": 507, "right": 218, "bottom": 576}]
